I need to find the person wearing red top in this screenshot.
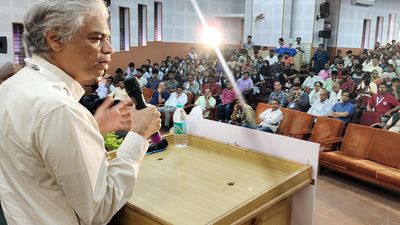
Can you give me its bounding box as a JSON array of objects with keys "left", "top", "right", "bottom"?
[
  {"left": 339, "top": 70, "right": 356, "bottom": 95},
  {"left": 367, "top": 83, "right": 400, "bottom": 116},
  {"left": 217, "top": 81, "right": 236, "bottom": 122},
  {"left": 201, "top": 75, "right": 221, "bottom": 98}
]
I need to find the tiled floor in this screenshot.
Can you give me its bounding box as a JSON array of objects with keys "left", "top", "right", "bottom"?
[{"left": 314, "top": 171, "right": 400, "bottom": 225}]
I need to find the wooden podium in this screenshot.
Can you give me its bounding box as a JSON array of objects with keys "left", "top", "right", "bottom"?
[{"left": 111, "top": 134, "right": 312, "bottom": 225}]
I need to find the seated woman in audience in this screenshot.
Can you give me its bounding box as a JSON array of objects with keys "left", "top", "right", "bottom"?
[
  {"left": 217, "top": 81, "right": 236, "bottom": 122},
  {"left": 148, "top": 82, "right": 170, "bottom": 106},
  {"left": 189, "top": 88, "right": 216, "bottom": 119},
  {"left": 256, "top": 99, "right": 283, "bottom": 133},
  {"left": 308, "top": 81, "right": 324, "bottom": 105}
]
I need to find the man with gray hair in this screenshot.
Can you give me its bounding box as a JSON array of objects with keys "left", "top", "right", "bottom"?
[{"left": 0, "top": 1, "right": 161, "bottom": 224}]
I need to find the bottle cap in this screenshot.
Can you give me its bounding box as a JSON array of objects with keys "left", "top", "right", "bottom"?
[{"left": 176, "top": 104, "right": 183, "bottom": 108}]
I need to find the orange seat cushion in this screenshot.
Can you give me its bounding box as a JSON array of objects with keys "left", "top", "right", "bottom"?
[
  {"left": 340, "top": 124, "right": 376, "bottom": 158},
  {"left": 376, "top": 169, "right": 400, "bottom": 186},
  {"left": 319, "top": 151, "right": 354, "bottom": 168},
  {"left": 346, "top": 159, "right": 394, "bottom": 177}
]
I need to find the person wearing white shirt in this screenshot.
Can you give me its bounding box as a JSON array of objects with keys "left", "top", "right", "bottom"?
[
  {"left": 302, "top": 69, "right": 325, "bottom": 90},
  {"left": 307, "top": 89, "right": 332, "bottom": 117},
  {"left": 157, "top": 86, "right": 188, "bottom": 127},
  {"left": 388, "top": 55, "right": 400, "bottom": 68},
  {"left": 366, "top": 58, "right": 383, "bottom": 77},
  {"left": 308, "top": 81, "right": 323, "bottom": 105},
  {"left": 108, "top": 80, "right": 129, "bottom": 101},
  {"left": 256, "top": 99, "right": 283, "bottom": 133},
  {"left": 0, "top": 1, "right": 162, "bottom": 224},
  {"left": 265, "top": 49, "right": 279, "bottom": 65},
  {"left": 292, "top": 37, "right": 304, "bottom": 53},
  {"left": 125, "top": 62, "right": 137, "bottom": 78},
  {"left": 96, "top": 76, "right": 115, "bottom": 99},
  {"left": 329, "top": 82, "right": 342, "bottom": 104}
]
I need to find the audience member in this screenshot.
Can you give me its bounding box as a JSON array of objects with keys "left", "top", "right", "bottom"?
[
  {"left": 0, "top": 62, "right": 21, "bottom": 84},
  {"left": 367, "top": 83, "right": 399, "bottom": 117},
  {"left": 388, "top": 77, "right": 400, "bottom": 101},
  {"left": 189, "top": 88, "right": 216, "bottom": 119},
  {"left": 287, "top": 84, "right": 310, "bottom": 112},
  {"left": 165, "top": 71, "right": 179, "bottom": 93},
  {"left": 323, "top": 70, "right": 338, "bottom": 93},
  {"left": 268, "top": 80, "right": 288, "bottom": 106},
  {"left": 329, "top": 82, "right": 342, "bottom": 104},
  {"left": 329, "top": 91, "right": 355, "bottom": 123},
  {"left": 157, "top": 86, "right": 188, "bottom": 128},
  {"left": 148, "top": 82, "right": 170, "bottom": 105},
  {"left": 108, "top": 80, "right": 129, "bottom": 101},
  {"left": 256, "top": 99, "right": 283, "bottom": 133},
  {"left": 230, "top": 100, "right": 257, "bottom": 127},
  {"left": 339, "top": 70, "right": 356, "bottom": 96},
  {"left": 308, "top": 81, "right": 323, "bottom": 105},
  {"left": 236, "top": 71, "right": 254, "bottom": 93},
  {"left": 125, "top": 62, "right": 137, "bottom": 78},
  {"left": 317, "top": 63, "right": 331, "bottom": 81},
  {"left": 302, "top": 68, "right": 324, "bottom": 91},
  {"left": 312, "top": 44, "right": 329, "bottom": 73},
  {"left": 183, "top": 74, "right": 200, "bottom": 95},
  {"left": 201, "top": 75, "right": 221, "bottom": 99},
  {"left": 96, "top": 76, "right": 115, "bottom": 99},
  {"left": 243, "top": 35, "right": 254, "bottom": 50},
  {"left": 146, "top": 69, "right": 161, "bottom": 89},
  {"left": 307, "top": 88, "right": 332, "bottom": 117},
  {"left": 135, "top": 68, "right": 148, "bottom": 88}
]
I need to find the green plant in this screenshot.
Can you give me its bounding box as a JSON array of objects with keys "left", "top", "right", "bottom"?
[{"left": 104, "top": 132, "right": 123, "bottom": 151}]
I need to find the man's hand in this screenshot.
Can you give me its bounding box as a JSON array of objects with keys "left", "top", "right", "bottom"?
[
  {"left": 130, "top": 105, "right": 161, "bottom": 139},
  {"left": 0, "top": 62, "right": 21, "bottom": 83},
  {"left": 94, "top": 97, "right": 133, "bottom": 135}
]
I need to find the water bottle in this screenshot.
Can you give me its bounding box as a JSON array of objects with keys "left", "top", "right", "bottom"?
[{"left": 173, "top": 104, "right": 188, "bottom": 147}]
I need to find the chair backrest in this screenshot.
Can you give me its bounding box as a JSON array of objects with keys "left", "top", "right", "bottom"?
[
  {"left": 281, "top": 110, "right": 314, "bottom": 136},
  {"left": 186, "top": 93, "right": 195, "bottom": 105},
  {"left": 309, "top": 117, "right": 345, "bottom": 142},
  {"left": 340, "top": 123, "right": 376, "bottom": 158},
  {"left": 367, "top": 129, "right": 400, "bottom": 168},
  {"left": 143, "top": 88, "right": 154, "bottom": 102},
  {"left": 359, "top": 111, "right": 382, "bottom": 126}
]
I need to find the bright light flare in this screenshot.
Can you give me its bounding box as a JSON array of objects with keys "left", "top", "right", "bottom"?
[{"left": 202, "top": 27, "right": 221, "bottom": 47}]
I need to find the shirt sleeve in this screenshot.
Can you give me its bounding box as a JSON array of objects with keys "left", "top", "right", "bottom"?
[{"left": 35, "top": 104, "right": 149, "bottom": 225}]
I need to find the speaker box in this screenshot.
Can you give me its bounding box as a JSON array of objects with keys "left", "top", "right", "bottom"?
[
  {"left": 318, "top": 30, "right": 331, "bottom": 39},
  {"left": 0, "top": 37, "right": 7, "bottom": 54},
  {"left": 320, "top": 2, "right": 330, "bottom": 18}
]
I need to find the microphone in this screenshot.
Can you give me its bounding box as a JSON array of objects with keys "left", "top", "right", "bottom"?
[
  {"left": 147, "top": 139, "right": 168, "bottom": 154},
  {"left": 124, "top": 77, "right": 162, "bottom": 143}
]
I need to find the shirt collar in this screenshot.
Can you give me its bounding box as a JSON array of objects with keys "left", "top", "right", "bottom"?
[{"left": 25, "top": 55, "right": 85, "bottom": 101}]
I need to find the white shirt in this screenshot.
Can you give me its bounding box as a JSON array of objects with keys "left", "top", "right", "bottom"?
[
  {"left": 109, "top": 87, "right": 129, "bottom": 101},
  {"left": 307, "top": 99, "right": 333, "bottom": 117},
  {"left": 96, "top": 83, "right": 115, "bottom": 99},
  {"left": 329, "top": 89, "right": 342, "bottom": 104},
  {"left": 165, "top": 92, "right": 188, "bottom": 107},
  {"left": 265, "top": 55, "right": 278, "bottom": 65},
  {"left": 0, "top": 56, "right": 149, "bottom": 225},
  {"left": 258, "top": 108, "right": 283, "bottom": 133}
]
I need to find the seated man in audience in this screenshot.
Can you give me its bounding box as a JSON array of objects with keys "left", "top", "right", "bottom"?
[
  {"left": 217, "top": 81, "right": 236, "bottom": 122},
  {"left": 96, "top": 76, "right": 115, "bottom": 99},
  {"left": 148, "top": 82, "right": 170, "bottom": 106},
  {"left": 135, "top": 68, "right": 148, "bottom": 88},
  {"left": 183, "top": 74, "right": 200, "bottom": 95},
  {"left": 383, "top": 110, "right": 400, "bottom": 133},
  {"left": 189, "top": 88, "right": 216, "bottom": 119},
  {"left": 108, "top": 80, "right": 129, "bottom": 101},
  {"left": 268, "top": 80, "right": 288, "bottom": 107},
  {"left": 323, "top": 70, "right": 338, "bottom": 93},
  {"left": 202, "top": 75, "right": 222, "bottom": 100},
  {"left": 329, "top": 91, "right": 355, "bottom": 123},
  {"left": 367, "top": 83, "right": 399, "bottom": 117},
  {"left": 165, "top": 71, "right": 179, "bottom": 93},
  {"left": 146, "top": 69, "right": 161, "bottom": 89},
  {"left": 302, "top": 68, "right": 324, "bottom": 91},
  {"left": 287, "top": 84, "right": 310, "bottom": 112},
  {"left": 388, "top": 77, "right": 400, "bottom": 101},
  {"left": 317, "top": 63, "right": 331, "bottom": 81},
  {"left": 157, "top": 86, "right": 188, "bottom": 128},
  {"left": 256, "top": 99, "right": 283, "bottom": 133},
  {"left": 339, "top": 70, "right": 356, "bottom": 95},
  {"left": 307, "top": 88, "right": 332, "bottom": 117},
  {"left": 382, "top": 64, "right": 397, "bottom": 84},
  {"left": 329, "top": 82, "right": 342, "bottom": 104},
  {"left": 230, "top": 100, "right": 257, "bottom": 128}
]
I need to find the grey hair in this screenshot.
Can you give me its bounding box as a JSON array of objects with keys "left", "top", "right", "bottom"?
[{"left": 23, "top": 0, "right": 108, "bottom": 57}]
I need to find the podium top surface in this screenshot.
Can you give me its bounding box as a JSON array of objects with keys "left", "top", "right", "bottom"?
[{"left": 126, "top": 135, "right": 312, "bottom": 225}]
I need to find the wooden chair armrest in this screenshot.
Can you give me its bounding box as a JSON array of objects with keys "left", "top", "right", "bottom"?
[
  {"left": 319, "top": 137, "right": 343, "bottom": 145},
  {"left": 289, "top": 129, "right": 312, "bottom": 137}
]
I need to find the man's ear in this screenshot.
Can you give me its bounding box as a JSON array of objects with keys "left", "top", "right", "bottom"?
[{"left": 44, "top": 29, "right": 62, "bottom": 52}]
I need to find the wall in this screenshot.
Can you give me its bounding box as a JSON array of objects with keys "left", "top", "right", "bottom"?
[
  {"left": 290, "top": 0, "right": 315, "bottom": 44},
  {"left": 313, "top": 0, "right": 327, "bottom": 47},
  {"left": 0, "top": 0, "right": 37, "bottom": 64},
  {"left": 326, "top": 0, "right": 341, "bottom": 47},
  {"left": 337, "top": 0, "right": 400, "bottom": 49}
]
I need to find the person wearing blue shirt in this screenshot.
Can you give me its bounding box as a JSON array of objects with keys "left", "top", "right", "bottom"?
[
  {"left": 329, "top": 91, "right": 355, "bottom": 123},
  {"left": 148, "top": 82, "right": 170, "bottom": 105}
]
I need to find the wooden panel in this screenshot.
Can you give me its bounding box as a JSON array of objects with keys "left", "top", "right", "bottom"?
[
  {"left": 240, "top": 198, "right": 292, "bottom": 225},
  {"left": 112, "top": 135, "right": 311, "bottom": 225}
]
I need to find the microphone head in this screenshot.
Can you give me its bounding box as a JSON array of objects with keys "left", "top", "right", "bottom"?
[{"left": 124, "top": 77, "right": 142, "bottom": 97}]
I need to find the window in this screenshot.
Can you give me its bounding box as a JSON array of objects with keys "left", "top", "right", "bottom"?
[
  {"left": 119, "top": 7, "right": 130, "bottom": 51},
  {"left": 375, "top": 16, "right": 384, "bottom": 45},
  {"left": 387, "top": 13, "right": 396, "bottom": 43},
  {"left": 138, "top": 4, "right": 147, "bottom": 46},
  {"left": 361, "top": 19, "right": 371, "bottom": 49},
  {"left": 13, "top": 23, "right": 25, "bottom": 66},
  {"left": 154, "top": 2, "right": 162, "bottom": 42}
]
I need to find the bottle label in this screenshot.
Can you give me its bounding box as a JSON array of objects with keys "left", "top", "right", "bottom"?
[{"left": 174, "top": 122, "right": 187, "bottom": 134}]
